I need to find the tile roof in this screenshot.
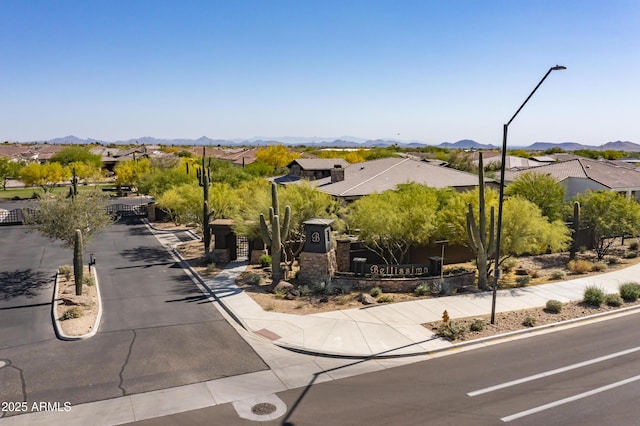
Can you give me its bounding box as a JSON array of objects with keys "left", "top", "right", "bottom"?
[
  {"left": 307, "top": 157, "right": 485, "bottom": 198},
  {"left": 508, "top": 158, "right": 640, "bottom": 189},
  {"left": 288, "top": 158, "right": 350, "bottom": 170}
]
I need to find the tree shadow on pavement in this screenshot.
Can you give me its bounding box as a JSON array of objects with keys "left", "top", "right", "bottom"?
[
  {"left": 165, "top": 278, "right": 212, "bottom": 304},
  {"left": 0, "top": 269, "right": 52, "bottom": 301},
  {"left": 119, "top": 246, "right": 174, "bottom": 264}
]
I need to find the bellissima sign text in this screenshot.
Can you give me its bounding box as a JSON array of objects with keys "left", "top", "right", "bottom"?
[{"left": 367, "top": 264, "right": 430, "bottom": 277}]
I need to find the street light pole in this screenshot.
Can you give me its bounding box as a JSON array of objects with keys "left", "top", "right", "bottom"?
[{"left": 490, "top": 65, "right": 566, "bottom": 324}]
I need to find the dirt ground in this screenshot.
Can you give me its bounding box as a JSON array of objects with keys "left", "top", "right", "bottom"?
[{"left": 55, "top": 266, "right": 98, "bottom": 336}]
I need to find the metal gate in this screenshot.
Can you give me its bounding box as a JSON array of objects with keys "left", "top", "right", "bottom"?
[{"left": 236, "top": 236, "right": 248, "bottom": 260}]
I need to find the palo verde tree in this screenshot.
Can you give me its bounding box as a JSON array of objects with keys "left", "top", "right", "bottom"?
[
  {"left": 575, "top": 190, "right": 640, "bottom": 260},
  {"left": 19, "top": 162, "right": 68, "bottom": 193},
  {"left": 439, "top": 188, "right": 571, "bottom": 286},
  {"left": 0, "top": 156, "right": 22, "bottom": 190},
  {"left": 255, "top": 145, "right": 300, "bottom": 174},
  {"left": 24, "top": 191, "right": 114, "bottom": 295},
  {"left": 505, "top": 171, "right": 566, "bottom": 221},
  {"left": 347, "top": 183, "right": 441, "bottom": 265}
]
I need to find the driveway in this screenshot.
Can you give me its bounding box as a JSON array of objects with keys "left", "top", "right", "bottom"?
[{"left": 0, "top": 220, "right": 267, "bottom": 413}]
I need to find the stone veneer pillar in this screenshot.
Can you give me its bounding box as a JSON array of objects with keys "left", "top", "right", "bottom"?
[
  {"left": 298, "top": 251, "right": 337, "bottom": 285},
  {"left": 335, "top": 238, "right": 352, "bottom": 273}
]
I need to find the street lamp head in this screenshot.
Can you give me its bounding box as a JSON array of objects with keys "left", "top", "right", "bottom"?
[{"left": 551, "top": 65, "right": 567, "bottom": 71}]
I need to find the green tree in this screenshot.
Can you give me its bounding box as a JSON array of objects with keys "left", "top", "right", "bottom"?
[
  {"left": 24, "top": 192, "right": 113, "bottom": 295},
  {"left": 575, "top": 190, "right": 640, "bottom": 260},
  {"left": 51, "top": 146, "right": 102, "bottom": 168},
  {"left": 114, "top": 158, "right": 151, "bottom": 191},
  {"left": 137, "top": 160, "right": 194, "bottom": 197},
  {"left": 155, "top": 182, "right": 239, "bottom": 227},
  {"left": 505, "top": 171, "right": 566, "bottom": 221},
  {"left": 255, "top": 145, "right": 300, "bottom": 174},
  {"left": 232, "top": 180, "right": 341, "bottom": 266},
  {"left": 0, "top": 157, "right": 21, "bottom": 190},
  {"left": 20, "top": 162, "right": 68, "bottom": 193},
  {"left": 347, "top": 183, "right": 441, "bottom": 264},
  {"left": 439, "top": 189, "right": 571, "bottom": 268},
  {"left": 66, "top": 161, "right": 102, "bottom": 184},
  {"left": 446, "top": 151, "right": 477, "bottom": 173}
]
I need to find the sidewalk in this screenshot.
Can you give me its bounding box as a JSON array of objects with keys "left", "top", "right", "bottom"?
[{"left": 195, "top": 256, "right": 640, "bottom": 358}]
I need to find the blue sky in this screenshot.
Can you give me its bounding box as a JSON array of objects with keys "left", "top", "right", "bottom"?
[{"left": 1, "top": 0, "right": 638, "bottom": 146}]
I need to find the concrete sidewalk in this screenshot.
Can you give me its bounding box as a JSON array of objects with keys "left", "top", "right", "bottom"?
[{"left": 195, "top": 256, "right": 640, "bottom": 358}]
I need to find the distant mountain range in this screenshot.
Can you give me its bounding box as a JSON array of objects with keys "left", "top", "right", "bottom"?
[{"left": 33, "top": 135, "right": 640, "bottom": 152}]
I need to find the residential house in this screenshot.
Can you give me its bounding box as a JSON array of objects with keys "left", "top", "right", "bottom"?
[
  {"left": 505, "top": 158, "right": 640, "bottom": 201},
  {"left": 278, "top": 157, "right": 495, "bottom": 201}
]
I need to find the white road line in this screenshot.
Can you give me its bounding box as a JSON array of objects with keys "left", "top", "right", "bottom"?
[
  {"left": 468, "top": 346, "right": 640, "bottom": 397},
  {"left": 501, "top": 374, "right": 640, "bottom": 422}
]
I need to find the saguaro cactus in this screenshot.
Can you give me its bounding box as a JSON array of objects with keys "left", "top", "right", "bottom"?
[
  {"left": 73, "top": 229, "right": 84, "bottom": 296},
  {"left": 196, "top": 147, "right": 215, "bottom": 260},
  {"left": 68, "top": 167, "right": 79, "bottom": 200},
  {"left": 259, "top": 182, "right": 291, "bottom": 284},
  {"left": 466, "top": 153, "right": 496, "bottom": 290},
  {"left": 569, "top": 201, "right": 581, "bottom": 260}
]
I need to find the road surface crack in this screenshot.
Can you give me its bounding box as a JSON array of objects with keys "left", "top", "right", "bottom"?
[{"left": 118, "top": 329, "right": 136, "bottom": 396}]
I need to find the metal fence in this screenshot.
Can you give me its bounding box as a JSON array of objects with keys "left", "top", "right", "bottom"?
[
  {"left": 0, "top": 204, "right": 148, "bottom": 225},
  {"left": 106, "top": 203, "right": 148, "bottom": 218},
  {"left": 0, "top": 208, "right": 36, "bottom": 226}
]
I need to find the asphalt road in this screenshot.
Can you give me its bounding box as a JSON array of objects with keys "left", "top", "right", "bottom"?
[
  {"left": 133, "top": 312, "right": 640, "bottom": 426},
  {"left": 0, "top": 220, "right": 267, "bottom": 416}
]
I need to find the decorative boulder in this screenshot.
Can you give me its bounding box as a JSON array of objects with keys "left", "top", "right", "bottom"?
[
  {"left": 273, "top": 281, "right": 294, "bottom": 293},
  {"left": 359, "top": 293, "right": 376, "bottom": 305}
]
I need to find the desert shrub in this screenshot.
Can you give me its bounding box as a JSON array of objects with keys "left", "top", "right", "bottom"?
[
  {"left": 501, "top": 258, "right": 518, "bottom": 273},
  {"left": 414, "top": 283, "right": 430, "bottom": 296},
  {"left": 437, "top": 320, "right": 467, "bottom": 341},
  {"left": 591, "top": 262, "right": 608, "bottom": 272},
  {"left": 60, "top": 306, "right": 83, "bottom": 320},
  {"left": 604, "top": 293, "right": 624, "bottom": 307},
  {"left": 294, "top": 301, "right": 305, "bottom": 309},
  {"left": 579, "top": 245, "right": 587, "bottom": 253},
  {"left": 583, "top": 285, "right": 605, "bottom": 306},
  {"left": 274, "top": 287, "right": 288, "bottom": 299},
  {"left": 607, "top": 256, "right": 621, "bottom": 265},
  {"left": 430, "top": 278, "right": 444, "bottom": 295},
  {"left": 336, "top": 294, "right": 351, "bottom": 305},
  {"left": 247, "top": 273, "right": 264, "bottom": 286},
  {"left": 369, "top": 287, "right": 382, "bottom": 297},
  {"left": 298, "top": 285, "right": 311, "bottom": 297},
  {"left": 522, "top": 316, "right": 537, "bottom": 327},
  {"left": 83, "top": 275, "right": 95, "bottom": 287},
  {"left": 630, "top": 241, "right": 639, "bottom": 250},
  {"left": 59, "top": 265, "right": 73, "bottom": 281},
  {"left": 470, "top": 318, "right": 485, "bottom": 332},
  {"left": 377, "top": 295, "right": 394, "bottom": 303},
  {"left": 545, "top": 299, "right": 563, "bottom": 313},
  {"left": 624, "top": 251, "right": 638, "bottom": 259},
  {"left": 567, "top": 259, "right": 593, "bottom": 274},
  {"left": 530, "top": 269, "right": 542, "bottom": 279},
  {"left": 550, "top": 270, "right": 566, "bottom": 280},
  {"left": 259, "top": 254, "right": 272, "bottom": 267},
  {"left": 619, "top": 282, "right": 640, "bottom": 301},
  {"left": 264, "top": 302, "right": 275, "bottom": 311},
  {"left": 516, "top": 276, "right": 531, "bottom": 287}
]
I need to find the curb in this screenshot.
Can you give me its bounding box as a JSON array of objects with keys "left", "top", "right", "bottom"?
[
  {"left": 272, "top": 303, "right": 640, "bottom": 359},
  {"left": 52, "top": 267, "right": 103, "bottom": 341}
]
